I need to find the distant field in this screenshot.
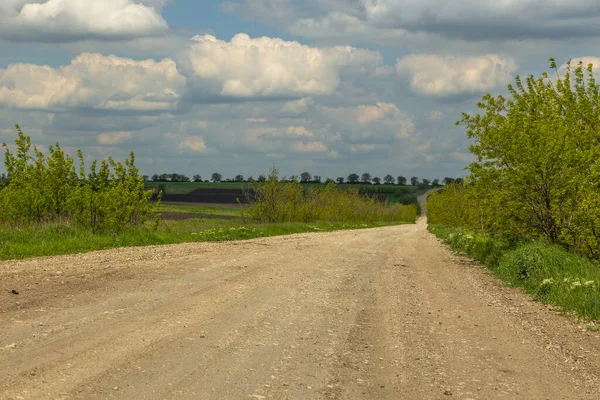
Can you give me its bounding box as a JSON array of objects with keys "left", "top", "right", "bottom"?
[{"left": 144, "top": 181, "right": 429, "bottom": 196}]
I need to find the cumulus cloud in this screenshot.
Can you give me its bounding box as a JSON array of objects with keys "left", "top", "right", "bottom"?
[
  {"left": 320, "top": 102, "right": 415, "bottom": 143},
  {"left": 0, "top": 53, "right": 186, "bottom": 112},
  {"left": 395, "top": 54, "right": 517, "bottom": 97},
  {"left": 179, "top": 136, "right": 207, "bottom": 152},
  {"left": 97, "top": 131, "right": 133, "bottom": 145},
  {"left": 288, "top": 0, "right": 600, "bottom": 43},
  {"left": 290, "top": 141, "right": 328, "bottom": 152},
  {"left": 179, "top": 33, "right": 387, "bottom": 100},
  {"left": 280, "top": 97, "right": 314, "bottom": 116},
  {"left": 0, "top": 0, "right": 168, "bottom": 42}
]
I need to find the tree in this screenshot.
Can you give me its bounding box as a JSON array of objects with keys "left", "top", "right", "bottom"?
[
  {"left": 211, "top": 172, "right": 222, "bottom": 182},
  {"left": 300, "top": 172, "right": 312, "bottom": 183},
  {"left": 432, "top": 178, "right": 440, "bottom": 186},
  {"left": 257, "top": 174, "right": 266, "bottom": 183},
  {"left": 247, "top": 176, "right": 255, "bottom": 183},
  {"left": 397, "top": 175, "right": 407, "bottom": 185},
  {"left": 421, "top": 178, "right": 430, "bottom": 186},
  {"left": 193, "top": 174, "right": 202, "bottom": 182},
  {"left": 372, "top": 176, "right": 381, "bottom": 185},
  {"left": 347, "top": 173, "right": 359, "bottom": 184},
  {"left": 443, "top": 177, "right": 455, "bottom": 185},
  {"left": 325, "top": 178, "right": 334, "bottom": 184},
  {"left": 234, "top": 174, "right": 244, "bottom": 182},
  {"left": 313, "top": 175, "right": 321, "bottom": 184},
  {"left": 361, "top": 172, "right": 372, "bottom": 184},
  {"left": 450, "top": 58, "right": 600, "bottom": 257},
  {"left": 151, "top": 174, "right": 159, "bottom": 182},
  {"left": 336, "top": 177, "right": 344, "bottom": 184},
  {"left": 383, "top": 174, "right": 394, "bottom": 185},
  {"left": 410, "top": 176, "right": 419, "bottom": 186}
]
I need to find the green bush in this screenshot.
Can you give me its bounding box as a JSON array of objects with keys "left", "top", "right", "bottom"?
[
  {"left": 0, "top": 125, "right": 157, "bottom": 232},
  {"left": 249, "top": 168, "right": 417, "bottom": 224}
]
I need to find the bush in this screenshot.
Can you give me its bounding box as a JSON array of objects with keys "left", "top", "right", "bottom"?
[
  {"left": 0, "top": 125, "right": 157, "bottom": 232},
  {"left": 248, "top": 168, "right": 417, "bottom": 224}
]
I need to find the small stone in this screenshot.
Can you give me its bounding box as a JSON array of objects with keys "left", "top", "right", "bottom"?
[{"left": 444, "top": 389, "right": 453, "bottom": 395}]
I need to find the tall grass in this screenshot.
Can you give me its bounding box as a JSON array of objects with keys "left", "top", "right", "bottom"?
[{"left": 429, "top": 224, "right": 600, "bottom": 321}]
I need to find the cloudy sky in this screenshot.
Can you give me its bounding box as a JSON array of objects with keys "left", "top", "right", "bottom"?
[{"left": 1, "top": 0, "right": 599, "bottom": 181}]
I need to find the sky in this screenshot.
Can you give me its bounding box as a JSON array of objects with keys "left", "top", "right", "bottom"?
[{"left": 2, "top": 1, "right": 600, "bottom": 181}]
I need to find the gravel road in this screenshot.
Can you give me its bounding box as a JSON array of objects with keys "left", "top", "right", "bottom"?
[{"left": 2, "top": 207, "right": 600, "bottom": 398}]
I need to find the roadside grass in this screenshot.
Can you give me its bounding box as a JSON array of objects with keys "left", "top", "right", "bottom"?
[
  {"left": 156, "top": 203, "right": 241, "bottom": 216},
  {"left": 428, "top": 224, "right": 600, "bottom": 321},
  {"left": 0, "top": 219, "right": 407, "bottom": 261}
]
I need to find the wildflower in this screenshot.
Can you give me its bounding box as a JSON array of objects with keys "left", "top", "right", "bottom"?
[
  {"left": 570, "top": 281, "right": 582, "bottom": 290},
  {"left": 584, "top": 280, "right": 595, "bottom": 287},
  {"left": 540, "top": 278, "right": 554, "bottom": 286}
]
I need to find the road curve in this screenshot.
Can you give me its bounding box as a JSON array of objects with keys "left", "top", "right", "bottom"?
[{"left": 2, "top": 219, "right": 600, "bottom": 399}]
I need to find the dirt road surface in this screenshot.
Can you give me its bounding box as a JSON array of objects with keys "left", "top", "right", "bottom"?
[{"left": 2, "top": 201, "right": 600, "bottom": 399}]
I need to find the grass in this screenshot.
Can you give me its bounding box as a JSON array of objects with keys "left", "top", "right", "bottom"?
[
  {"left": 156, "top": 203, "right": 241, "bottom": 216},
  {"left": 428, "top": 224, "right": 600, "bottom": 321},
  {"left": 0, "top": 218, "right": 408, "bottom": 261}
]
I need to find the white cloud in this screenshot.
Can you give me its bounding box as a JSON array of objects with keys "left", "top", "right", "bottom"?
[
  {"left": 290, "top": 141, "right": 328, "bottom": 152},
  {"left": 356, "top": 102, "right": 400, "bottom": 124},
  {"left": 280, "top": 97, "right": 314, "bottom": 116},
  {"left": 320, "top": 102, "right": 415, "bottom": 142},
  {"left": 0, "top": 53, "right": 186, "bottom": 112},
  {"left": 97, "top": 131, "right": 133, "bottom": 145},
  {"left": 395, "top": 54, "right": 517, "bottom": 97},
  {"left": 179, "top": 136, "right": 207, "bottom": 152},
  {"left": 0, "top": 0, "right": 168, "bottom": 42},
  {"left": 180, "top": 33, "right": 387, "bottom": 99}
]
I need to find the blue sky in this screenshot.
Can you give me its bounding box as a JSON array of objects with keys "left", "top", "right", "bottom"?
[{"left": 1, "top": 0, "right": 599, "bottom": 181}]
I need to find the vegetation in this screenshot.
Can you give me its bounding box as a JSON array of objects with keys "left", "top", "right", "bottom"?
[
  {"left": 428, "top": 59, "right": 600, "bottom": 262},
  {"left": 0, "top": 125, "right": 157, "bottom": 232},
  {"left": 427, "top": 58, "right": 600, "bottom": 321},
  {"left": 0, "top": 217, "right": 395, "bottom": 261},
  {"left": 247, "top": 169, "right": 417, "bottom": 224}
]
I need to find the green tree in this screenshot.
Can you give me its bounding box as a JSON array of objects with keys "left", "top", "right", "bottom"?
[
  {"left": 211, "top": 172, "right": 222, "bottom": 182},
  {"left": 410, "top": 176, "right": 419, "bottom": 186},
  {"left": 336, "top": 177, "right": 344, "bottom": 184},
  {"left": 361, "top": 172, "right": 372, "bottom": 184},
  {"left": 347, "top": 173, "right": 359, "bottom": 184},
  {"left": 383, "top": 174, "right": 394, "bottom": 185},
  {"left": 397, "top": 175, "right": 407, "bottom": 185},
  {"left": 444, "top": 58, "right": 600, "bottom": 259},
  {"left": 300, "top": 172, "right": 312, "bottom": 183}
]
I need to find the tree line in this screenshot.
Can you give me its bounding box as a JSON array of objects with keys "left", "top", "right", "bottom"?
[{"left": 145, "top": 171, "right": 463, "bottom": 186}]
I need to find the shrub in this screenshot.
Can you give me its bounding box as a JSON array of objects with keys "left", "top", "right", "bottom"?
[
  {"left": 0, "top": 125, "right": 157, "bottom": 232},
  {"left": 248, "top": 168, "right": 417, "bottom": 224}
]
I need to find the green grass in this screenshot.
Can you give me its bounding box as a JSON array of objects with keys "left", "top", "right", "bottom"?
[
  {"left": 0, "top": 219, "right": 407, "bottom": 261},
  {"left": 428, "top": 224, "right": 600, "bottom": 321},
  {"left": 156, "top": 203, "right": 241, "bottom": 216}
]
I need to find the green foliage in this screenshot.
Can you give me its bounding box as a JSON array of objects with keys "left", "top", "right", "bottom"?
[
  {"left": 429, "top": 224, "right": 600, "bottom": 320},
  {"left": 429, "top": 58, "right": 600, "bottom": 261},
  {"left": 0, "top": 125, "right": 157, "bottom": 232},
  {"left": 248, "top": 168, "right": 417, "bottom": 224}
]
